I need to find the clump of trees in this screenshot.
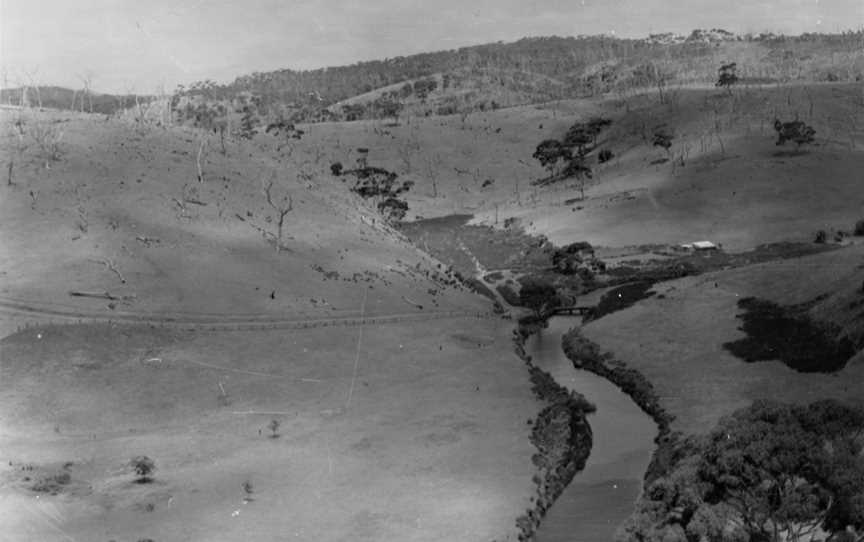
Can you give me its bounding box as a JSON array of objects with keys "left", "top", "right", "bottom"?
[
  {"left": 519, "top": 277, "right": 560, "bottom": 318},
  {"left": 619, "top": 399, "right": 864, "bottom": 542},
  {"left": 774, "top": 118, "right": 816, "bottom": 152},
  {"left": 341, "top": 164, "right": 414, "bottom": 224},
  {"left": 531, "top": 117, "right": 612, "bottom": 199},
  {"left": 715, "top": 62, "right": 739, "bottom": 94},
  {"left": 551, "top": 241, "right": 605, "bottom": 280}
]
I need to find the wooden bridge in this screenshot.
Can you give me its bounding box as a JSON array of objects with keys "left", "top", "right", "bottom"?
[{"left": 550, "top": 305, "right": 594, "bottom": 317}]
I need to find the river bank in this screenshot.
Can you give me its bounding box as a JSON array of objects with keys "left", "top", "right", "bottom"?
[
  {"left": 562, "top": 327, "right": 678, "bottom": 486},
  {"left": 524, "top": 318, "right": 657, "bottom": 541},
  {"left": 512, "top": 320, "right": 595, "bottom": 541}
]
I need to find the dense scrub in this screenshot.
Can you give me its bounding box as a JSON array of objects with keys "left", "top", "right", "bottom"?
[
  {"left": 586, "top": 281, "right": 656, "bottom": 321},
  {"left": 724, "top": 297, "right": 856, "bottom": 372},
  {"left": 618, "top": 399, "right": 864, "bottom": 542},
  {"left": 562, "top": 329, "right": 672, "bottom": 435}
]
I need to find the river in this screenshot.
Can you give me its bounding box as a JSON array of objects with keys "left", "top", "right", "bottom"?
[{"left": 524, "top": 317, "right": 657, "bottom": 542}]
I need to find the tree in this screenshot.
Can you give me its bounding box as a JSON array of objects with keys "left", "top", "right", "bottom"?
[
  {"left": 585, "top": 117, "right": 612, "bottom": 146},
  {"left": 265, "top": 116, "right": 304, "bottom": 150},
  {"left": 774, "top": 119, "right": 816, "bottom": 152},
  {"left": 374, "top": 96, "right": 403, "bottom": 123},
  {"left": 261, "top": 177, "right": 293, "bottom": 252},
  {"left": 267, "top": 419, "right": 281, "bottom": 438},
  {"left": 77, "top": 71, "right": 95, "bottom": 113},
  {"left": 652, "top": 128, "right": 673, "bottom": 155},
  {"left": 562, "top": 124, "right": 593, "bottom": 155},
  {"left": 562, "top": 155, "right": 593, "bottom": 200},
  {"left": 130, "top": 456, "right": 155, "bottom": 483},
  {"left": 519, "top": 278, "right": 559, "bottom": 317},
  {"left": 700, "top": 402, "right": 838, "bottom": 541},
  {"left": 235, "top": 101, "right": 260, "bottom": 140},
  {"left": 622, "top": 400, "right": 864, "bottom": 542},
  {"left": 716, "top": 62, "right": 739, "bottom": 95},
  {"left": 242, "top": 480, "right": 254, "bottom": 502},
  {"left": 21, "top": 67, "right": 43, "bottom": 109},
  {"left": 533, "top": 139, "right": 572, "bottom": 177},
  {"left": 377, "top": 197, "right": 408, "bottom": 223},
  {"left": 598, "top": 149, "right": 614, "bottom": 163},
  {"left": 344, "top": 165, "right": 413, "bottom": 221}
]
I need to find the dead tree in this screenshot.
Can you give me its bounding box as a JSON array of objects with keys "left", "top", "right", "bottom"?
[
  {"left": 262, "top": 178, "right": 293, "bottom": 252},
  {"left": 21, "top": 67, "right": 42, "bottom": 109},
  {"left": 77, "top": 71, "right": 95, "bottom": 113}
]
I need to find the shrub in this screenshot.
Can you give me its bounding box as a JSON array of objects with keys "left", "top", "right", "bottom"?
[
  {"left": 30, "top": 120, "right": 64, "bottom": 161},
  {"left": 598, "top": 149, "right": 614, "bottom": 163},
  {"left": 815, "top": 230, "right": 828, "bottom": 243},
  {"left": 774, "top": 118, "right": 816, "bottom": 150},
  {"left": 652, "top": 129, "right": 673, "bottom": 153},
  {"left": 30, "top": 471, "right": 71, "bottom": 494},
  {"left": 130, "top": 456, "right": 156, "bottom": 483},
  {"left": 330, "top": 162, "right": 343, "bottom": 176},
  {"left": 854, "top": 220, "right": 864, "bottom": 236}
]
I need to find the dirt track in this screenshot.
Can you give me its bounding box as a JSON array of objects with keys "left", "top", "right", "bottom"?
[{"left": 0, "top": 294, "right": 494, "bottom": 335}]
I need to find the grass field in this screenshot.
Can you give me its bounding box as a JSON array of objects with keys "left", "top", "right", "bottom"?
[
  {"left": 581, "top": 244, "right": 864, "bottom": 434},
  {"left": 0, "top": 316, "right": 537, "bottom": 542}
]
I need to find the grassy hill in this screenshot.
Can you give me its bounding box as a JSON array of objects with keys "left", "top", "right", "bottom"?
[{"left": 0, "top": 107, "right": 547, "bottom": 542}]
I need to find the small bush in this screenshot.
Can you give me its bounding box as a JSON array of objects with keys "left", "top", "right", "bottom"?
[
  {"left": 854, "top": 221, "right": 864, "bottom": 236},
  {"left": 815, "top": 230, "right": 828, "bottom": 243},
  {"left": 330, "top": 162, "right": 343, "bottom": 176},
  {"left": 30, "top": 120, "right": 64, "bottom": 161},
  {"left": 130, "top": 456, "right": 156, "bottom": 483},
  {"left": 30, "top": 471, "right": 71, "bottom": 494},
  {"left": 598, "top": 149, "right": 614, "bottom": 163}
]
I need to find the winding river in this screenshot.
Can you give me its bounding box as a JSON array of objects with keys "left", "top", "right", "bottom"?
[{"left": 524, "top": 317, "right": 657, "bottom": 542}]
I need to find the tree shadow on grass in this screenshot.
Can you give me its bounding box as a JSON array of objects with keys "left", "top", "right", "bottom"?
[{"left": 723, "top": 296, "right": 855, "bottom": 373}]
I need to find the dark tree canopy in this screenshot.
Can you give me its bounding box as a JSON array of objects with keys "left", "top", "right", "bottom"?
[
  {"left": 620, "top": 400, "right": 864, "bottom": 542},
  {"left": 533, "top": 139, "right": 572, "bottom": 175},
  {"left": 562, "top": 124, "right": 594, "bottom": 153},
  {"left": 519, "top": 277, "right": 559, "bottom": 316},
  {"left": 130, "top": 456, "right": 155, "bottom": 482},
  {"left": 716, "top": 62, "right": 739, "bottom": 93},
  {"left": 652, "top": 129, "right": 673, "bottom": 152},
  {"left": 774, "top": 119, "right": 816, "bottom": 150}
]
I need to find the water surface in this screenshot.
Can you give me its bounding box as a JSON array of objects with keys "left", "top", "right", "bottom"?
[{"left": 524, "top": 317, "right": 657, "bottom": 542}]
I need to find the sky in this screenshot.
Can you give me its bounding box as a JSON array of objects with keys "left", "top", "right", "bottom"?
[{"left": 1, "top": 0, "right": 862, "bottom": 94}]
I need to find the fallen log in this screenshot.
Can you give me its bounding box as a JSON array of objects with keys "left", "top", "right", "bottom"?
[
  {"left": 69, "top": 291, "right": 137, "bottom": 302},
  {"left": 69, "top": 290, "right": 120, "bottom": 300}
]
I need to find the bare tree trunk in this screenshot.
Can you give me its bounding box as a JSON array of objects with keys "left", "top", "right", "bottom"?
[{"left": 196, "top": 138, "right": 206, "bottom": 182}]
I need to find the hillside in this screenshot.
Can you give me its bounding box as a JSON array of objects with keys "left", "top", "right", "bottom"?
[
  {"left": 0, "top": 107, "right": 551, "bottom": 542},
  {"left": 0, "top": 108, "right": 489, "bottom": 326},
  {"left": 220, "top": 32, "right": 864, "bottom": 121}
]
